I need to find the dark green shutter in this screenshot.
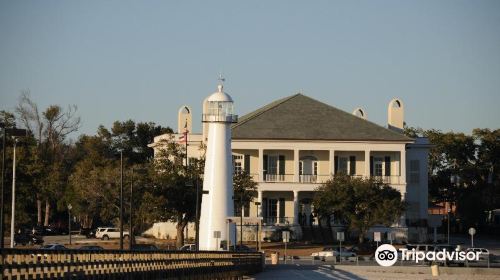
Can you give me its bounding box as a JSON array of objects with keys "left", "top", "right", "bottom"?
[
  {"left": 279, "top": 198, "right": 285, "bottom": 218},
  {"left": 349, "top": 156, "right": 356, "bottom": 175},
  {"left": 244, "top": 154, "right": 250, "bottom": 173},
  {"left": 370, "top": 156, "right": 374, "bottom": 176},
  {"left": 334, "top": 156, "right": 338, "bottom": 174},
  {"left": 263, "top": 198, "right": 268, "bottom": 219},
  {"left": 385, "top": 156, "right": 391, "bottom": 176},
  {"left": 278, "top": 155, "right": 285, "bottom": 175},
  {"left": 263, "top": 155, "right": 268, "bottom": 177}
]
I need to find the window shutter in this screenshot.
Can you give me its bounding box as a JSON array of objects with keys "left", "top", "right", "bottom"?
[
  {"left": 279, "top": 198, "right": 285, "bottom": 218},
  {"left": 349, "top": 156, "right": 356, "bottom": 175},
  {"left": 385, "top": 156, "right": 391, "bottom": 176},
  {"left": 262, "top": 198, "right": 268, "bottom": 219},
  {"left": 334, "top": 156, "right": 338, "bottom": 174},
  {"left": 278, "top": 155, "right": 285, "bottom": 175},
  {"left": 370, "top": 156, "right": 374, "bottom": 176},
  {"left": 244, "top": 154, "right": 250, "bottom": 173},
  {"left": 263, "top": 155, "right": 268, "bottom": 177}
]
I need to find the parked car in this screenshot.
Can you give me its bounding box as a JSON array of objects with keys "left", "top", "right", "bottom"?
[
  {"left": 406, "top": 244, "right": 436, "bottom": 252},
  {"left": 230, "top": 244, "right": 256, "bottom": 252},
  {"left": 131, "top": 244, "right": 159, "bottom": 251},
  {"left": 432, "top": 244, "right": 465, "bottom": 266},
  {"left": 95, "top": 227, "right": 129, "bottom": 240},
  {"left": 179, "top": 244, "right": 196, "bottom": 251},
  {"left": 13, "top": 232, "right": 44, "bottom": 246},
  {"left": 350, "top": 243, "right": 377, "bottom": 256},
  {"left": 466, "top": 248, "right": 490, "bottom": 261},
  {"left": 32, "top": 244, "right": 67, "bottom": 261},
  {"left": 40, "top": 244, "right": 67, "bottom": 250},
  {"left": 80, "top": 228, "right": 97, "bottom": 238},
  {"left": 78, "top": 245, "right": 104, "bottom": 250},
  {"left": 311, "top": 246, "right": 356, "bottom": 258}
]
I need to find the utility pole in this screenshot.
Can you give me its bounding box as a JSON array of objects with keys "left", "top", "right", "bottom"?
[
  {"left": 68, "top": 204, "right": 72, "bottom": 245},
  {"left": 10, "top": 138, "right": 18, "bottom": 248},
  {"left": 129, "top": 168, "right": 133, "bottom": 250},
  {"left": 195, "top": 179, "right": 200, "bottom": 250},
  {"left": 0, "top": 124, "right": 6, "bottom": 249},
  {"left": 120, "top": 150, "right": 124, "bottom": 250}
]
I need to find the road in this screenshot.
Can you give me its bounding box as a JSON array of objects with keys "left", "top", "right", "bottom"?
[{"left": 249, "top": 264, "right": 500, "bottom": 280}]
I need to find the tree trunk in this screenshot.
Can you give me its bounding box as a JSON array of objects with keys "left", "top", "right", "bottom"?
[
  {"left": 44, "top": 200, "right": 50, "bottom": 227},
  {"left": 37, "top": 199, "right": 42, "bottom": 225},
  {"left": 176, "top": 223, "right": 185, "bottom": 249},
  {"left": 358, "top": 229, "right": 365, "bottom": 244}
]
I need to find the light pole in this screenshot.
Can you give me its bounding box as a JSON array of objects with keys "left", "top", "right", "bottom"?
[
  {"left": 9, "top": 138, "right": 18, "bottom": 248},
  {"left": 68, "top": 204, "right": 72, "bottom": 245},
  {"left": 1, "top": 127, "right": 26, "bottom": 249},
  {"left": 194, "top": 180, "right": 200, "bottom": 251},
  {"left": 119, "top": 150, "right": 124, "bottom": 250},
  {"left": 0, "top": 123, "right": 6, "bottom": 249},
  {"left": 129, "top": 168, "right": 133, "bottom": 250}
]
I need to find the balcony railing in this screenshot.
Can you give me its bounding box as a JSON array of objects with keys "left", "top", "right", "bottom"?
[
  {"left": 299, "top": 174, "right": 317, "bottom": 183},
  {"left": 264, "top": 174, "right": 294, "bottom": 182},
  {"left": 263, "top": 216, "right": 294, "bottom": 225},
  {"left": 249, "top": 173, "right": 402, "bottom": 184},
  {"left": 371, "top": 175, "right": 402, "bottom": 184}
]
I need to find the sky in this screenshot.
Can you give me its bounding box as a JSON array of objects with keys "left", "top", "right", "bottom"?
[{"left": 1, "top": 0, "right": 499, "bottom": 138}]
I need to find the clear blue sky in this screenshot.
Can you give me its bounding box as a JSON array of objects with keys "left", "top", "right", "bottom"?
[{"left": 1, "top": 0, "right": 499, "bottom": 137}]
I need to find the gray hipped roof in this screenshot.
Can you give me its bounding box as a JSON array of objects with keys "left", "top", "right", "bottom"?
[{"left": 231, "top": 94, "right": 412, "bottom": 142}]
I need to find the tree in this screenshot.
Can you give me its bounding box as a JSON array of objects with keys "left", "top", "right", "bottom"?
[
  {"left": 233, "top": 171, "right": 258, "bottom": 215},
  {"left": 15, "top": 91, "right": 81, "bottom": 226},
  {"left": 151, "top": 135, "right": 202, "bottom": 248},
  {"left": 404, "top": 127, "right": 500, "bottom": 231},
  {"left": 313, "top": 174, "right": 405, "bottom": 243}
]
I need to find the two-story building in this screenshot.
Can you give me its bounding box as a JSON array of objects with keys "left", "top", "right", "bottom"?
[{"left": 148, "top": 92, "right": 430, "bottom": 243}]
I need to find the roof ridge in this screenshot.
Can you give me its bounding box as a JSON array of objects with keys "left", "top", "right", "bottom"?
[
  {"left": 232, "top": 93, "right": 301, "bottom": 128},
  {"left": 294, "top": 94, "right": 413, "bottom": 141}
]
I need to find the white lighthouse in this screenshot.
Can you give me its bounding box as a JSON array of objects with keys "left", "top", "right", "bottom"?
[{"left": 198, "top": 83, "right": 238, "bottom": 251}]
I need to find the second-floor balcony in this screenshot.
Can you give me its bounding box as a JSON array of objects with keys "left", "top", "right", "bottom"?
[{"left": 253, "top": 173, "right": 402, "bottom": 185}]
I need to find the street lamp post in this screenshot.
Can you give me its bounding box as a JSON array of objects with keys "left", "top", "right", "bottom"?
[
  {"left": 9, "top": 138, "right": 19, "bottom": 248},
  {"left": 1, "top": 127, "right": 26, "bottom": 249},
  {"left": 68, "top": 204, "right": 73, "bottom": 245},
  {"left": 195, "top": 180, "right": 200, "bottom": 251},
  {"left": 129, "top": 168, "right": 133, "bottom": 250},
  {"left": 447, "top": 207, "right": 451, "bottom": 244},
  {"left": 0, "top": 124, "right": 6, "bottom": 249},
  {"left": 120, "top": 150, "right": 124, "bottom": 250}
]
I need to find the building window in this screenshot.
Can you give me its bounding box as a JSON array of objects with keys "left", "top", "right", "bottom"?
[
  {"left": 349, "top": 156, "right": 356, "bottom": 175},
  {"left": 233, "top": 155, "right": 243, "bottom": 173},
  {"left": 268, "top": 199, "right": 278, "bottom": 222},
  {"left": 338, "top": 157, "right": 348, "bottom": 174},
  {"left": 409, "top": 160, "right": 420, "bottom": 183},
  {"left": 374, "top": 157, "right": 383, "bottom": 176},
  {"left": 268, "top": 155, "right": 278, "bottom": 174}
]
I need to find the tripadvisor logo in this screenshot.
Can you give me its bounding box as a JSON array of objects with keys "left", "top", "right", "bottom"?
[
  {"left": 375, "top": 244, "right": 483, "bottom": 266},
  {"left": 375, "top": 244, "right": 398, "bottom": 266}
]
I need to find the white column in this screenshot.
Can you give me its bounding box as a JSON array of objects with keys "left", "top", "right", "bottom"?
[
  {"left": 276, "top": 199, "right": 280, "bottom": 223},
  {"left": 400, "top": 148, "right": 407, "bottom": 184},
  {"left": 293, "top": 191, "right": 299, "bottom": 225},
  {"left": 294, "top": 149, "right": 299, "bottom": 182},
  {"left": 258, "top": 148, "right": 264, "bottom": 182},
  {"left": 257, "top": 190, "right": 263, "bottom": 217},
  {"left": 364, "top": 149, "right": 371, "bottom": 178},
  {"left": 329, "top": 150, "right": 335, "bottom": 175}
]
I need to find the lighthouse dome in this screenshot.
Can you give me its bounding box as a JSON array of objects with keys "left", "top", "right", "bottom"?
[
  {"left": 202, "top": 84, "right": 237, "bottom": 123},
  {"left": 207, "top": 84, "right": 233, "bottom": 102}
]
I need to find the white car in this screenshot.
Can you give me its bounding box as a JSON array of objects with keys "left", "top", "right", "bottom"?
[
  {"left": 311, "top": 247, "right": 356, "bottom": 258},
  {"left": 95, "top": 227, "right": 129, "bottom": 240},
  {"left": 466, "top": 248, "right": 490, "bottom": 261}
]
